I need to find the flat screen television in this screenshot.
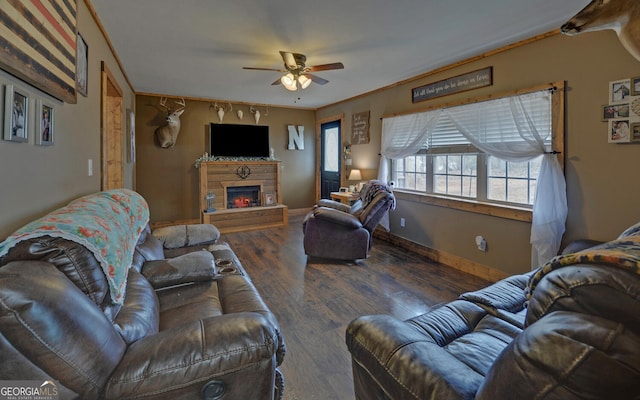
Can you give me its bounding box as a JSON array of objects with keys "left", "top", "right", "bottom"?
[{"left": 209, "top": 123, "right": 270, "bottom": 158}]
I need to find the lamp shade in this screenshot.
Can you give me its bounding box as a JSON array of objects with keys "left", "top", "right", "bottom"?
[
  {"left": 298, "top": 74, "right": 312, "bottom": 89},
  {"left": 281, "top": 73, "right": 297, "bottom": 91},
  {"left": 348, "top": 169, "right": 362, "bottom": 181}
]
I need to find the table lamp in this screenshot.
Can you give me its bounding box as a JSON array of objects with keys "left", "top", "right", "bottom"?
[{"left": 348, "top": 169, "right": 363, "bottom": 192}]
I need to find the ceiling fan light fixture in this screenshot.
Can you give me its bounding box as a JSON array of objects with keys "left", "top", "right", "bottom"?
[
  {"left": 298, "top": 74, "right": 311, "bottom": 89},
  {"left": 281, "top": 73, "right": 297, "bottom": 91}
]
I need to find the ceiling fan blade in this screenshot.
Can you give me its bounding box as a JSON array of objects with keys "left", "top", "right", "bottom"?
[
  {"left": 305, "top": 73, "right": 329, "bottom": 85},
  {"left": 279, "top": 51, "right": 298, "bottom": 70},
  {"left": 271, "top": 78, "right": 282, "bottom": 86},
  {"left": 243, "top": 67, "right": 286, "bottom": 72},
  {"left": 307, "top": 62, "right": 344, "bottom": 72}
]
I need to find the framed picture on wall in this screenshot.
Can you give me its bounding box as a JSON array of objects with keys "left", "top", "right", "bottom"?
[
  {"left": 609, "top": 79, "right": 631, "bottom": 103},
  {"left": 76, "top": 32, "right": 88, "bottom": 97},
  {"left": 631, "top": 76, "right": 640, "bottom": 96},
  {"left": 3, "top": 84, "right": 29, "bottom": 143},
  {"left": 35, "top": 99, "right": 54, "bottom": 145},
  {"left": 632, "top": 123, "right": 640, "bottom": 142},
  {"left": 608, "top": 119, "right": 630, "bottom": 143},
  {"left": 602, "top": 103, "right": 630, "bottom": 120}
]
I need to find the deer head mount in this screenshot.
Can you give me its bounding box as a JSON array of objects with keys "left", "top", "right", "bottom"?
[
  {"left": 210, "top": 102, "right": 232, "bottom": 122},
  {"left": 561, "top": 0, "right": 640, "bottom": 62},
  {"left": 154, "top": 97, "right": 185, "bottom": 148},
  {"left": 250, "top": 106, "right": 269, "bottom": 124}
]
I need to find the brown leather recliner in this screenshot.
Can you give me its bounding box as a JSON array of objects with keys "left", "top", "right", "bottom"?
[
  {"left": 346, "top": 233, "right": 640, "bottom": 399},
  {"left": 303, "top": 180, "right": 395, "bottom": 260},
  {"left": 0, "top": 190, "right": 285, "bottom": 400}
]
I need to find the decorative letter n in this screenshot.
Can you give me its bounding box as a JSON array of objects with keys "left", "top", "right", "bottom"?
[{"left": 287, "top": 125, "right": 304, "bottom": 150}]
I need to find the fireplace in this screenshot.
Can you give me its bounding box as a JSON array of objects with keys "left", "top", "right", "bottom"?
[{"left": 227, "top": 185, "right": 260, "bottom": 208}]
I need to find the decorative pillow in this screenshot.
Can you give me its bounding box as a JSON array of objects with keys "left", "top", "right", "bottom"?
[
  {"left": 141, "top": 250, "right": 216, "bottom": 288},
  {"left": 152, "top": 224, "right": 220, "bottom": 249}
]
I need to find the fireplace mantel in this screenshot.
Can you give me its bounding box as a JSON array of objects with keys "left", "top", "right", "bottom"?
[{"left": 199, "top": 161, "right": 287, "bottom": 233}]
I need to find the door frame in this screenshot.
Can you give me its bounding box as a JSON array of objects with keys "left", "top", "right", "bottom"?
[
  {"left": 100, "top": 62, "right": 124, "bottom": 190},
  {"left": 315, "top": 114, "right": 344, "bottom": 202}
]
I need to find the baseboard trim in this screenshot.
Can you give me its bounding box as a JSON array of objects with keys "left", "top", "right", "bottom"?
[{"left": 374, "top": 230, "right": 508, "bottom": 282}]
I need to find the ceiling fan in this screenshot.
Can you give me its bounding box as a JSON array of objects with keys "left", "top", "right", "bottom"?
[{"left": 243, "top": 51, "right": 344, "bottom": 91}]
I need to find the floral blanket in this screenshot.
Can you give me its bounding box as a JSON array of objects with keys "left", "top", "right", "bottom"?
[
  {"left": 0, "top": 189, "right": 149, "bottom": 304},
  {"left": 526, "top": 222, "right": 640, "bottom": 299}
]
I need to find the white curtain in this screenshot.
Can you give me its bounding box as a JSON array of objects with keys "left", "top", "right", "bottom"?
[
  {"left": 379, "top": 90, "right": 567, "bottom": 268},
  {"left": 443, "top": 90, "right": 567, "bottom": 268},
  {"left": 378, "top": 109, "right": 442, "bottom": 181},
  {"left": 377, "top": 110, "right": 442, "bottom": 230}
]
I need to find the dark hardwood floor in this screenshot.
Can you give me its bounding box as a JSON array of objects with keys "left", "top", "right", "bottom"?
[{"left": 222, "top": 214, "right": 493, "bottom": 400}]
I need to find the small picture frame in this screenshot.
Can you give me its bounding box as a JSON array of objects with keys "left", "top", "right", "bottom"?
[
  {"left": 631, "top": 76, "right": 640, "bottom": 96},
  {"left": 3, "top": 84, "right": 29, "bottom": 142},
  {"left": 602, "top": 103, "right": 629, "bottom": 120},
  {"left": 262, "top": 191, "right": 276, "bottom": 206},
  {"left": 631, "top": 123, "right": 640, "bottom": 142},
  {"left": 609, "top": 79, "right": 631, "bottom": 103},
  {"left": 608, "top": 119, "right": 631, "bottom": 143},
  {"left": 35, "top": 99, "right": 54, "bottom": 145},
  {"left": 76, "top": 32, "right": 88, "bottom": 97}
]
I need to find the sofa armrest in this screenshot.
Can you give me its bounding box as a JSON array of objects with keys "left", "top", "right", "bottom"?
[
  {"left": 106, "top": 313, "right": 280, "bottom": 399},
  {"left": 346, "top": 314, "right": 486, "bottom": 400},
  {"left": 312, "top": 207, "right": 363, "bottom": 229},
  {"left": 141, "top": 250, "right": 216, "bottom": 288}
]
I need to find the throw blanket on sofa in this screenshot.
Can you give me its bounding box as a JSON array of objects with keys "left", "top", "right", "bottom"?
[
  {"left": 362, "top": 180, "right": 396, "bottom": 210},
  {"left": 0, "top": 189, "right": 149, "bottom": 304},
  {"left": 526, "top": 223, "right": 640, "bottom": 299}
]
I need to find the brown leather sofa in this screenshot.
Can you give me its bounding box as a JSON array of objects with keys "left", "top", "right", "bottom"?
[
  {"left": 346, "top": 230, "right": 640, "bottom": 399},
  {"left": 303, "top": 180, "right": 395, "bottom": 260},
  {"left": 0, "top": 190, "right": 285, "bottom": 400}
]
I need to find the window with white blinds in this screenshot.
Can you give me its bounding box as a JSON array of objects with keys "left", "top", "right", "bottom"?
[{"left": 388, "top": 87, "right": 556, "bottom": 207}]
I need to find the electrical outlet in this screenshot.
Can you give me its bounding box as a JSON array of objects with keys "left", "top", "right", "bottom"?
[
  {"left": 475, "top": 235, "right": 487, "bottom": 252},
  {"left": 400, "top": 218, "right": 406, "bottom": 228}
]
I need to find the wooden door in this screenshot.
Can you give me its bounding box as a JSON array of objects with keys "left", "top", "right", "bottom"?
[{"left": 101, "top": 62, "right": 124, "bottom": 190}]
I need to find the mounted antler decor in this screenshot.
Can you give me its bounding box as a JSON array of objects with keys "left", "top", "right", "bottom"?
[
  {"left": 561, "top": 0, "right": 640, "bottom": 62},
  {"left": 210, "top": 102, "right": 233, "bottom": 123},
  {"left": 250, "top": 106, "right": 268, "bottom": 124},
  {"left": 154, "top": 97, "right": 185, "bottom": 148}
]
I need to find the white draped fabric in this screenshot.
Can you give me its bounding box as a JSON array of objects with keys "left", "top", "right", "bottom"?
[{"left": 379, "top": 90, "right": 567, "bottom": 268}]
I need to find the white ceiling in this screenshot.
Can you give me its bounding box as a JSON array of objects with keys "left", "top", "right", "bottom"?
[{"left": 89, "top": 0, "right": 589, "bottom": 109}]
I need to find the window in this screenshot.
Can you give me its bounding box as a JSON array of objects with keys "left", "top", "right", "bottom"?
[
  {"left": 433, "top": 154, "right": 477, "bottom": 198},
  {"left": 386, "top": 85, "right": 562, "bottom": 210}
]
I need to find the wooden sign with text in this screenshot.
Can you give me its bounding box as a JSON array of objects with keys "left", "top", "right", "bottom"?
[{"left": 412, "top": 67, "right": 493, "bottom": 103}]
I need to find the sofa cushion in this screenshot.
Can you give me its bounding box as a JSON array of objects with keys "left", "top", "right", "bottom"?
[
  {"left": 141, "top": 250, "right": 216, "bottom": 289},
  {"left": 476, "top": 311, "right": 640, "bottom": 400},
  {"left": 0, "top": 261, "right": 126, "bottom": 399},
  {"left": 346, "top": 299, "right": 523, "bottom": 400},
  {"left": 152, "top": 224, "right": 220, "bottom": 249}
]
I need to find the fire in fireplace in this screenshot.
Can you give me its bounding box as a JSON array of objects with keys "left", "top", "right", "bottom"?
[{"left": 227, "top": 186, "right": 260, "bottom": 208}]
